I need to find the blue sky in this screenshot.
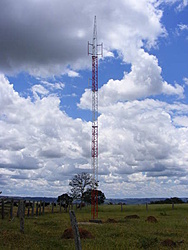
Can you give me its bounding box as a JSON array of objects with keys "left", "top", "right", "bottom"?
[{"left": 0, "top": 0, "right": 188, "bottom": 198}]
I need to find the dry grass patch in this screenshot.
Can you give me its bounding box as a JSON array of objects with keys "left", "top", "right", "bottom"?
[{"left": 146, "top": 216, "right": 158, "bottom": 223}]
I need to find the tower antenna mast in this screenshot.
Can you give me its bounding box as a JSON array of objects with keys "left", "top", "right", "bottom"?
[{"left": 88, "top": 16, "right": 103, "bottom": 219}]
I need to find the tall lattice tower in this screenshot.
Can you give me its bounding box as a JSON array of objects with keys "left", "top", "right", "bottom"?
[{"left": 88, "top": 16, "right": 103, "bottom": 219}]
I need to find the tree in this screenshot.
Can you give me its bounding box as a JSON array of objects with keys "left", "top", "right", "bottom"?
[
  {"left": 57, "top": 193, "right": 73, "bottom": 208},
  {"left": 83, "top": 189, "right": 106, "bottom": 205},
  {"left": 69, "top": 172, "right": 95, "bottom": 203}
]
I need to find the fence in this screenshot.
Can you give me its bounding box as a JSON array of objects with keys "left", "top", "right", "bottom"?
[
  {"left": 1, "top": 198, "right": 177, "bottom": 219},
  {"left": 0, "top": 197, "right": 75, "bottom": 220}
]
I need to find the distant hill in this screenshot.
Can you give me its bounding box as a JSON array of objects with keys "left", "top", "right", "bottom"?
[
  {"left": 105, "top": 197, "right": 188, "bottom": 205},
  {"left": 150, "top": 197, "right": 185, "bottom": 204}
]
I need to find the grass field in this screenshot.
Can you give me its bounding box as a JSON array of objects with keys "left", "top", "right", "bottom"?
[{"left": 0, "top": 203, "right": 188, "bottom": 249}]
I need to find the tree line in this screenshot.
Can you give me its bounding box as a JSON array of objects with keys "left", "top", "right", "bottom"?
[{"left": 150, "top": 197, "right": 186, "bottom": 204}]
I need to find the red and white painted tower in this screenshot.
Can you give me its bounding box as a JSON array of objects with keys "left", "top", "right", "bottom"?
[{"left": 88, "top": 16, "right": 103, "bottom": 219}]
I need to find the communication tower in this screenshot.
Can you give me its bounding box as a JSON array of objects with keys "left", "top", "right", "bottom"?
[{"left": 88, "top": 16, "right": 103, "bottom": 219}]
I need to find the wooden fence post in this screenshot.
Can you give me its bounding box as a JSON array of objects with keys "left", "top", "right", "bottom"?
[
  {"left": 23, "top": 201, "right": 26, "bottom": 218},
  {"left": 36, "top": 202, "right": 39, "bottom": 216},
  {"left": 39, "top": 201, "right": 42, "bottom": 216},
  {"left": 52, "top": 202, "right": 54, "bottom": 213},
  {"left": 32, "top": 201, "right": 34, "bottom": 217},
  {"left": 121, "top": 203, "right": 123, "bottom": 212},
  {"left": 69, "top": 210, "right": 82, "bottom": 250},
  {"left": 172, "top": 202, "right": 174, "bottom": 210},
  {"left": 42, "top": 201, "right": 45, "bottom": 215},
  {"left": 20, "top": 200, "right": 24, "bottom": 233},
  {"left": 27, "top": 201, "right": 30, "bottom": 217},
  {"left": 17, "top": 200, "right": 20, "bottom": 217},
  {"left": 146, "top": 203, "right": 148, "bottom": 212}
]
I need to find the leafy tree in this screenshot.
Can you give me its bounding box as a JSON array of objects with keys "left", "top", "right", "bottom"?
[
  {"left": 83, "top": 189, "right": 106, "bottom": 205},
  {"left": 69, "top": 172, "right": 96, "bottom": 203},
  {"left": 57, "top": 193, "right": 73, "bottom": 207}
]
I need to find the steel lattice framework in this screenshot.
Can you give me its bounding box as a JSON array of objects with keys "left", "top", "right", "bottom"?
[{"left": 88, "top": 16, "right": 102, "bottom": 219}]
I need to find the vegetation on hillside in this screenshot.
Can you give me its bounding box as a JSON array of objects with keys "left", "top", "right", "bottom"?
[{"left": 150, "top": 197, "right": 184, "bottom": 204}]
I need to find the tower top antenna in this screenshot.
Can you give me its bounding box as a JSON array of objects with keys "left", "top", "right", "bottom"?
[{"left": 92, "top": 16, "right": 97, "bottom": 55}]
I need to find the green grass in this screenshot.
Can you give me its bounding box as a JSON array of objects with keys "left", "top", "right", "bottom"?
[{"left": 0, "top": 204, "right": 188, "bottom": 249}]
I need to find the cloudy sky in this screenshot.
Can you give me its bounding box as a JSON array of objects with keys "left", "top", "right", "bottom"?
[{"left": 0, "top": 0, "right": 188, "bottom": 198}]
